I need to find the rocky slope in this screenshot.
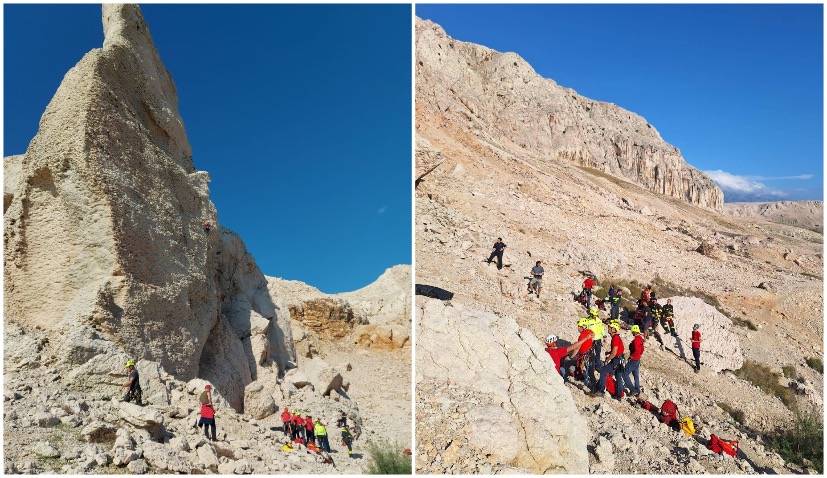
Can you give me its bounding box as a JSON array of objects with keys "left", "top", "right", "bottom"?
[
  {"left": 416, "top": 18, "right": 723, "bottom": 211},
  {"left": 4, "top": 5, "right": 411, "bottom": 474},
  {"left": 724, "top": 200, "right": 824, "bottom": 234},
  {"left": 415, "top": 17, "right": 822, "bottom": 475}
]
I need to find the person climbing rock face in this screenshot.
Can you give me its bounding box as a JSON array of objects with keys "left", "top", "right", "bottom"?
[
  {"left": 121, "top": 359, "right": 142, "bottom": 405},
  {"left": 487, "top": 237, "right": 507, "bottom": 270}
]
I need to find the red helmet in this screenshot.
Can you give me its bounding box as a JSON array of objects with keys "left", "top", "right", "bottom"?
[{"left": 205, "top": 384, "right": 212, "bottom": 390}]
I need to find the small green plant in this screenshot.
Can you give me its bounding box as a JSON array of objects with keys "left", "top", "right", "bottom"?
[
  {"left": 805, "top": 357, "right": 823, "bottom": 374},
  {"left": 730, "top": 316, "right": 759, "bottom": 331},
  {"left": 734, "top": 360, "right": 796, "bottom": 408},
  {"left": 718, "top": 402, "right": 746, "bottom": 425},
  {"left": 764, "top": 409, "right": 823, "bottom": 473},
  {"left": 365, "top": 440, "right": 412, "bottom": 474}
]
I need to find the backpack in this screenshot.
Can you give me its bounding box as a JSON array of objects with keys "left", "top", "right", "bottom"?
[
  {"left": 605, "top": 374, "right": 624, "bottom": 398},
  {"left": 679, "top": 417, "right": 696, "bottom": 436},
  {"left": 659, "top": 399, "right": 678, "bottom": 424},
  {"left": 707, "top": 434, "right": 738, "bottom": 457}
]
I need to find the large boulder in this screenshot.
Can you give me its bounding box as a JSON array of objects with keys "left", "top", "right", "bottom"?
[
  {"left": 243, "top": 380, "right": 276, "bottom": 419},
  {"left": 117, "top": 402, "right": 165, "bottom": 439},
  {"left": 416, "top": 297, "right": 589, "bottom": 474},
  {"left": 664, "top": 296, "right": 744, "bottom": 372}
]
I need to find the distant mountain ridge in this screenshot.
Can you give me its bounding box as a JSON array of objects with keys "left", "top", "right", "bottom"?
[
  {"left": 416, "top": 18, "right": 723, "bottom": 211},
  {"left": 723, "top": 200, "right": 823, "bottom": 233}
]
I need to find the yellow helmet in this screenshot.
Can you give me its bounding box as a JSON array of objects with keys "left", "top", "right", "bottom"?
[
  {"left": 296, "top": 412, "right": 301, "bottom": 417},
  {"left": 577, "top": 318, "right": 588, "bottom": 327},
  {"left": 589, "top": 307, "right": 599, "bottom": 316},
  {"left": 631, "top": 325, "right": 641, "bottom": 334},
  {"left": 609, "top": 321, "right": 620, "bottom": 331},
  {"left": 125, "top": 359, "right": 136, "bottom": 368}
]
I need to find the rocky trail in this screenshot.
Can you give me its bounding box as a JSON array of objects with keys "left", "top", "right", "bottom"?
[{"left": 415, "top": 16, "right": 822, "bottom": 475}]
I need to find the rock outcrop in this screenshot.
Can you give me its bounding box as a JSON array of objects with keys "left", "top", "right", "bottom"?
[
  {"left": 415, "top": 18, "right": 723, "bottom": 211},
  {"left": 3, "top": 4, "right": 294, "bottom": 412},
  {"left": 416, "top": 297, "right": 589, "bottom": 474}
]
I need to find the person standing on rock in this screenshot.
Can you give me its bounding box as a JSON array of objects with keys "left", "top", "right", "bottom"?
[
  {"left": 487, "top": 238, "right": 507, "bottom": 270},
  {"left": 585, "top": 307, "right": 605, "bottom": 381},
  {"left": 528, "top": 261, "right": 544, "bottom": 297},
  {"left": 197, "top": 385, "right": 217, "bottom": 441},
  {"left": 314, "top": 421, "right": 331, "bottom": 452},
  {"left": 304, "top": 415, "right": 316, "bottom": 446},
  {"left": 292, "top": 412, "right": 306, "bottom": 442},
  {"left": 622, "top": 325, "right": 645, "bottom": 396},
  {"left": 121, "top": 359, "right": 142, "bottom": 405},
  {"left": 609, "top": 287, "right": 621, "bottom": 320},
  {"left": 582, "top": 275, "right": 595, "bottom": 307},
  {"left": 691, "top": 324, "right": 702, "bottom": 373},
  {"left": 280, "top": 406, "right": 292, "bottom": 437},
  {"left": 595, "top": 323, "right": 625, "bottom": 400},
  {"left": 337, "top": 411, "right": 348, "bottom": 428},
  {"left": 574, "top": 319, "right": 595, "bottom": 390},
  {"left": 543, "top": 334, "right": 590, "bottom": 378}
]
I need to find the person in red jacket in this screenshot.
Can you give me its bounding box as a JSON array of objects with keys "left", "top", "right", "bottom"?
[
  {"left": 595, "top": 322, "right": 625, "bottom": 399},
  {"left": 582, "top": 275, "right": 595, "bottom": 308},
  {"left": 197, "top": 384, "right": 217, "bottom": 441},
  {"left": 691, "top": 324, "right": 702, "bottom": 373},
  {"left": 280, "top": 406, "right": 292, "bottom": 437},
  {"left": 304, "top": 415, "right": 316, "bottom": 446},
  {"left": 544, "top": 333, "right": 591, "bottom": 378},
  {"left": 622, "top": 325, "right": 645, "bottom": 396},
  {"left": 573, "top": 319, "right": 595, "bottom": 390},
  {"left": 292, "top": 412, "right": 306, "bottom": 442}
]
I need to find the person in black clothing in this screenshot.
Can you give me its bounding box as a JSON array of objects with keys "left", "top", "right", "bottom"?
[
  {"left": 121, "top": 360, "right": 142, "bottom": 405},
  {"left": 487, "top": 238, "right": 507, "bottom": 270},
  {"left": 336, "top": 412, "right": 348, "bottom": 428},
  {"left": 609, "top": 287, "right": 621, "bottom": 320}
]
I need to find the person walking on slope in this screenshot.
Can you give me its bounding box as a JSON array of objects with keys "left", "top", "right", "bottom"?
[
  {"left": 691, "top": 324, "right": 702, "bottom": 373},
  {"left": 341, "top": 425, "right": 355, "bottom": 458},
  {"left": 197, "top": 384, "right": 217, "bottom": 441},
  {"left": 582, "top": 275, "right": 595, "bottom": 308},
  {"left": 121, "top": 359, "right": 142, "bottom": 405},
  {"left": 487, "top": 238, "right": 507, "bottom": 270},
  {"left": 663, "top": 299, "right": 677, "bottom": 337},
  {"left": 544, "top": 333, "right": 590, "bottom": 378},
  {"left": 280, "top": 406, "right": 292, "bottom": 437},
  {"left": 528, "top": 261, "right": 544, "bottom": 297},
  {"left": 622, "top": 325, "right": 645, "bottom": 396},
  {"left": 594, "top": 323, "right": 625, "bottom": 400},
  {"left": 314, "top": 421, "right": 331, "bottom": 452}
]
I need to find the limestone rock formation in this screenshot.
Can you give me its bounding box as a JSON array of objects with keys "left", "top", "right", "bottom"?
[
  {"left": 663, "top": 297, "right": 744, "bottom": 373},
  {"left": 3, "top": 4, "right": 294, "bottom": 413},
  {"left": 338, "top": 265, "right": 412, "bottom": 324},
  {"left": 415, "top": 17, "right": 723, "bottom": 210},
  {"left": 288, "top": 298, "right": 363, "bottom": 339},
  {"left": 416, "top": 297, "right": 589, "bottom": 474}
]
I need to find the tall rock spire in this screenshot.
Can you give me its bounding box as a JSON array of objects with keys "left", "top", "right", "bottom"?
[{"left": 5, "top": 4, "right": 294, "bottom": 411}]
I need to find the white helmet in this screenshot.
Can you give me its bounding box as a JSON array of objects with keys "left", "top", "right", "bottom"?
[{"left": 545, "top": 334, "right": 557, "bottom": 345}]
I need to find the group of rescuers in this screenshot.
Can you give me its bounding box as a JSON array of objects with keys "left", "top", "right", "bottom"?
[
  {"left": 120, "top": 362, "right": 359, "bottom": 457},
  {"left": 542, "top": 279, "right": 703, "bottom": 400}
]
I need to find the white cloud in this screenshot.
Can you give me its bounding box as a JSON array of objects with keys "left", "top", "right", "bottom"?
[
  {"left": 704, "top": 170, "right": 787, "bottom": 202},
  {"left": 377, "top": 206, "right": 387, "bottom": 214},
  {"left": 747, "top": 174, "right": 814, "bottom": 181}
]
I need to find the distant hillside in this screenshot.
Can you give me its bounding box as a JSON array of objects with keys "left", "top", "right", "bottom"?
[{"left": 724, "top": 200, "right": 823, "bottom": 233}]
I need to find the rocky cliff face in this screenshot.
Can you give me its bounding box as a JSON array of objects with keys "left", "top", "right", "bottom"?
[
  {"left": 723, "top": 200, "right": 824, "bottom": 233},
  {"left": 3, "top": 4, "right": 294, "bottom": 412},
  {"left": 415, "top": 18, "right": 723, "bottom": 211}
]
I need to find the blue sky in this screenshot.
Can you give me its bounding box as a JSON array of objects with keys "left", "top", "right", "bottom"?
[
  {"left": 416, "top": 4, "right": 823, "bottom": 203},
  {"left": 4, "top": 4, "right": 412, "bottom": 293}
]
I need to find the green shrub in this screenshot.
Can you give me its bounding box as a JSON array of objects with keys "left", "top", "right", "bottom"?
[
  {"left": 805, "top": 357, "right": 823, "bottom": 374},
  {"left": 365, "top": 440, "right": 412, "bottom": 474},
  {"left": 717, "top": 402, "right": 746, "bottom": 425},
  {"left": 782, "top": 365, "right": 797, "bottom": 379},
  {"left": 731, "top": 316, "right": 759, "bottom": 331},
  {"left": 765, "top": 410, "right": 823, "bottom": 473},
  {"left": 734, "top": 360, "right": 796, "bottom": 408}
]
